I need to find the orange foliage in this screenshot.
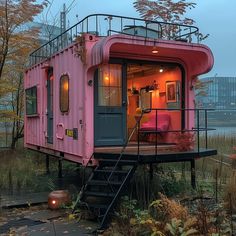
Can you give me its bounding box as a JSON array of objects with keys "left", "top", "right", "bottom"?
[
  {"left": 173, "top": 131, "right": 195, "bottom": 151},
  {"left": 0, "top": 0, "right": 48, "bottom": 81},
  {"left": 133, "top": 0, "right": 208, "bottom": 41},
  {"left": 150, "top": 193, "right": 189, "bottom": 223},
  {"left": 133, "top": 0, "right": 196, "bottom": 24}
]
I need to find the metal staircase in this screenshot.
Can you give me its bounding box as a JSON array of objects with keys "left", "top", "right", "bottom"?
[
  {"left": 79, "top": 116, "right": 143, "bottom": 229},
  {"left": 81, "top": 157, "right": 137, "bottom": 229},
  {"left": 77, "top": 108, "right": 217, "bottom": 229}
]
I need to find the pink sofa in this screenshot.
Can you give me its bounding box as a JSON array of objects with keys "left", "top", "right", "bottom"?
[{"left": 140, "top": 113, "right": 170, "bottom": 133}]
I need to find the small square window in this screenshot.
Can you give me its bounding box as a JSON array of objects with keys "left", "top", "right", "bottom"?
[{"left": 25, "top": 86, "right": 37, "bottom": 116}]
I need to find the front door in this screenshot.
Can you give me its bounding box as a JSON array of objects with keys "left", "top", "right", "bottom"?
[
  {"left": 47, "top": 68, "right": 53, "bottom": 144},
  {"left": 94, "top": 64, "right": 127, "bottom": 146}
]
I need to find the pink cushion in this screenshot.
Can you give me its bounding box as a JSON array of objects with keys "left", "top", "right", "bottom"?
[{"left": 140, "top": 113, "right": 170, "bottom": 132}]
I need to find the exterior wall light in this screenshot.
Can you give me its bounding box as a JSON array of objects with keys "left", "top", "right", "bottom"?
[{"left": 152, "top": 46, "right": 158, "bottom": 54}]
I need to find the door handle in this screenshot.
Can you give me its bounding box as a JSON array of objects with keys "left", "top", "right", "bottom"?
[{"left": 122, "top": 101, "right": 127, "bottom": 106}]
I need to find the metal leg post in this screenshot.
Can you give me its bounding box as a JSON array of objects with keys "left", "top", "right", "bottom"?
[
  {"left": 191, "top": 159, "right": 196, "bottom": 189},
  {"left": 58, "top": 159, "right": 62, "bottom": 178},
  {"left": 46, "top": 155, "right": 50, "bottom": 175}
]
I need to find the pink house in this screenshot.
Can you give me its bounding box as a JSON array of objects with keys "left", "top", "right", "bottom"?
[{"left": 24, "top": 14, "right": 217, "bottom": 229}]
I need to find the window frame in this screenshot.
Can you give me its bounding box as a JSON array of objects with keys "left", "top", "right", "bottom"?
[
  {"left": 97, "top": 64, "right": 122, "bottom": 107},
  {"left": 25, "top": 86, "right": 38, "bottom": 116},
  {"left": 59, "top": 74, "right": 70, "bottom": 113}
]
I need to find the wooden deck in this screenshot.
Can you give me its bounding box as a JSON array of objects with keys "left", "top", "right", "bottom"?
[{"left": 94, "top": 144, "right": 217, "bottom": 164}]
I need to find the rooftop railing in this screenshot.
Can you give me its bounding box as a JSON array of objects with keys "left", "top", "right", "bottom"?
[{"left": 29, "top": 14, "right": 199, "bottom": 66}]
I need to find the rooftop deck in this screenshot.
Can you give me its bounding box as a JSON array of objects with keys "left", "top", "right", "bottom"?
[{"left": 29, "top": 14, "right": 200, "bottom": 66}]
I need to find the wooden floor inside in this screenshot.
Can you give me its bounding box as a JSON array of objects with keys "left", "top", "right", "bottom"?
[{"left": 95, "top": 144, "right": 175, "bottom": 154}]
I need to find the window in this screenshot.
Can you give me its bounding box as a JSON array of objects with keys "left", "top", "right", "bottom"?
[
  {"left": 25, "top": 86, "right": 37, "bottom": 115},
  {"left": 98, "top": 64, "right": 122, "bottom": 107},
  {"left": 60, "top": 74, "right": 69, "bottom": 113}
]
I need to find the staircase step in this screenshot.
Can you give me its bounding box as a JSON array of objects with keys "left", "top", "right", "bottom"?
[
  {"left": 84, "top": 191, "right": 116, "bottom": 198},
  {"left": 88, "top": 203, "right": 109, "bottom": 210},
  {"left": 94, "top": 169, "right": 129, "bottom": 175},
  {"left": 94, "top": 153, "right": 138, "bottom": 161},
  {"left": 98, "top": 159, "right": 137, "bottom": 166},
  {"left": 87, "top": 180, "right": 122, "bottom": 186}
]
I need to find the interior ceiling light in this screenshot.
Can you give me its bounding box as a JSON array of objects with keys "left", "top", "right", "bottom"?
[
  {"left": 159, "top": 68, "right": 164, "bottom": 73},
  {"left": 152, "top": 46, "right": 158, "bottom": 54}
]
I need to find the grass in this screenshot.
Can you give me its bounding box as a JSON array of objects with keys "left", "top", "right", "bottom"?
[
  {"left": 0, "top": 148, "right": 50, "bottom": 194},
  {"left": 128, "top": 134, "right": 236, "bottom": 207},
  {"left": 0, "top": 145, "right": 81, "bottom": 195},
  {"left": 197, "top": 134, "right": 234, "bottom": 182},
  {"left": 103, "top": 135, "right": 236, "bottom": 235},
  {"left": 0, "top": 134, "right": 234, "bottom": 202}
]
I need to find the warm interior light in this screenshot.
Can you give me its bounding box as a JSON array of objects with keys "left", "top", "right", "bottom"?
[
  {"left": 152, "top": 46, "right": 158, "bottom": 54},
  {"left": 52, "top": 200, "right": 56, "bottom": 205},
  {"left": 159, "top": 68, "right": 164, "bottom": 73},
  {"left": 154, "top": 89, "right": 160, "bottom": 96},
  {"left": 63, "top": 81, "right": 69, "bottom": 90},
  {"left": 104, "top": 76, "right": 109, "bottom": 81}
]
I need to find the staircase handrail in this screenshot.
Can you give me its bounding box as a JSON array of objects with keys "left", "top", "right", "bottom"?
[{"left": 106, "top": 111, "right": 145, "bottom": 183}]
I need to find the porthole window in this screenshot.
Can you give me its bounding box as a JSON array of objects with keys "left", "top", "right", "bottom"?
[{"left": 60, "top": 75, "right": 69, "bottom": 113}]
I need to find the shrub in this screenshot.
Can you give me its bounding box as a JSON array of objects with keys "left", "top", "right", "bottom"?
[{"left": 174, "top": 131, "right": 195, "bottom": 151}]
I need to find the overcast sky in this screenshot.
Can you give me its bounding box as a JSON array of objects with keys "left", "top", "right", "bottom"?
[{"left": 39, "top": 0, "right": 236, "bottom": 78}]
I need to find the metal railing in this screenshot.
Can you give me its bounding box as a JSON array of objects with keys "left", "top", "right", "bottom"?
[
  {"left": 137, "top": 108, "right": 216, "bottom": 157},
  {"left": 29, "top": 14, "right": 199, "bottom": 66},
  {"left": 103, "top": 108, "right": 215, "bottom": 186}
]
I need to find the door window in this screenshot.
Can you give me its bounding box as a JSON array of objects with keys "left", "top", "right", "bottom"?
[{"left": 98, "top": 64, "right": 122, "bottom": 107}]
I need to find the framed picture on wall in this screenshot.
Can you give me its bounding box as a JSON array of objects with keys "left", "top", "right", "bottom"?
[{"left": 166, "top": 81, "right": 177, "bottom": 103}]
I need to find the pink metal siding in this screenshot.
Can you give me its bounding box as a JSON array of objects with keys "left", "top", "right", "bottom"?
[
  {"left": 25, "top": 45, "right": 86, "bottom": 163},
  {"left": 25, "top": 33, "right": 214, "bottom": 165}
]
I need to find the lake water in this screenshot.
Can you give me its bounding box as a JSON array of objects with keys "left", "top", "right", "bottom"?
[{"left": 206, "top": 126, "right": 236, "bottom": 136}]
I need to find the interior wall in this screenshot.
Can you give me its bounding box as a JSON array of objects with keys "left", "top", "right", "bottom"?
[
  {"left": 127, "top": 65, "right": 182, "bottom": 142},
  {"left": 127, "top": 66, "right": 181, "bottom": 111}
]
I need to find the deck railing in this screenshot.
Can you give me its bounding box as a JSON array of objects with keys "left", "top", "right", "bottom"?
[
  {"left": 29, "top": 14, "right": 199, "bottom": 66},
  {"left": 137, "top": 108, "right": 216, "bottom": 158},
  {"left": 104, "top": 108, "right": 215, "bottom": 189}
]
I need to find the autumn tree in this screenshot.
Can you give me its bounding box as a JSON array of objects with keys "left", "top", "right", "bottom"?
[
  {"left": 0, "top": 0, "right": 48, "bottom": 81},
  {"left": 133, "top": 0, "right": 208, "bottom": 41},
  {"left": 0, "top": 0, "right": 48, "bottom": 148},
  {"left": 134, "top": 0, "right": 196, "bottom": 23}
]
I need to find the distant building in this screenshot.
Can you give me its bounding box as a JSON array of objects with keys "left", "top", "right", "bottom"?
[
  {"left": 26, "top": 22, "right": 61, "bottom": 44},
  {"left": 196, "top": 77, "right": 236, "bottom": 109},
  {"left": 196, "top": 76, "right": 236, "bottom": 123}
]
